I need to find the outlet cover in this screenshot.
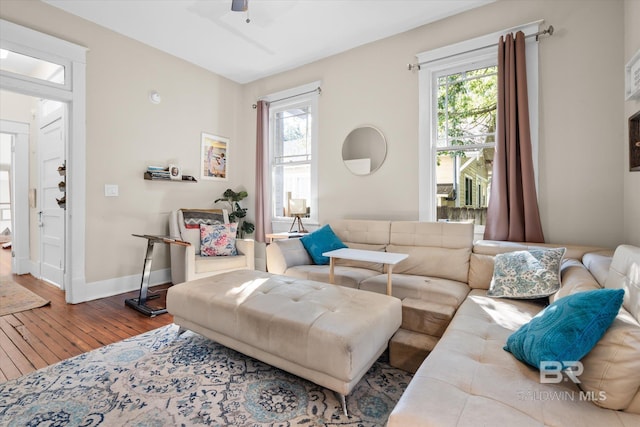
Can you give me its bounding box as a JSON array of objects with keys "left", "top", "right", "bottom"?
[{"left": 104, "top": 184, "right": 119, "bottom": 197}]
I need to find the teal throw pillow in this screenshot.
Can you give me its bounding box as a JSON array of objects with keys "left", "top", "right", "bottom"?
[
  {"left": 504, "top": 288, "right": 624, "bottom": 369},
  {"left": 300, "top": 224, "right": 347, "bottom": 265},
  {"left": 488, "top": 248, "right": 566, "bottom": 299}
]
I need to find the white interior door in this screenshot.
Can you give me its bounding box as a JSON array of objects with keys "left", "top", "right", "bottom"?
[{"left": 38, "top": 102, "right": 66, "bottom": 288}]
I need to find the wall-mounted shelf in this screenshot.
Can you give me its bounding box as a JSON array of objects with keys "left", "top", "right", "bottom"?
[{"left": 143, "top": 172, "right": 197, "bottom": 182}]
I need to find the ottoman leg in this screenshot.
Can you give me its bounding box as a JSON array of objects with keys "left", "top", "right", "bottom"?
[
  {"left": 177, "top": 326, "right": 188, "bottom": 336},
  {"left": 338, "top": 393, "right": 348, "bottom": 417}
]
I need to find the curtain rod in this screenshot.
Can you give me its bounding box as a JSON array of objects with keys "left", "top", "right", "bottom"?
[
  {"left": 407, "top": 25, "right": 554, "bottom": 71},
  {"left": 252, "top": 86, "right": 322, "bottom": 109}
]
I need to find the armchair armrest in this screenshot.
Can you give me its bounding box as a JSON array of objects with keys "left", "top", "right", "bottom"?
[
  {"left": 266, "top": 238, "right": 313, "bottom": 273},
  {"left": 236, "top": 238, "right": 255, "bottom": 270}
]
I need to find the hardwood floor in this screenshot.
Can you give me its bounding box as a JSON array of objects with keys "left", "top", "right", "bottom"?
[{"left": 0, "top": 247, "right": 173, "bottom": 382}]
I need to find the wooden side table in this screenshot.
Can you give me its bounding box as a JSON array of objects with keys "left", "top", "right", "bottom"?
[
  {"left": 125, "top": 234, "right": 190, "bottom": 317},
  {"left": 265, "top": 232, "right": 305, "bottom": 243}
]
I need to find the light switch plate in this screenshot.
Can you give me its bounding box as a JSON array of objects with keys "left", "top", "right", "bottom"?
[{"left": 104, "top": 184, "right": 119, "bottom": 197}]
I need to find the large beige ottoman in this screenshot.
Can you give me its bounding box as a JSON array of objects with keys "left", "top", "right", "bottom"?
[{"left": 166, "top": 269, "right": 401, "bottom": 412}]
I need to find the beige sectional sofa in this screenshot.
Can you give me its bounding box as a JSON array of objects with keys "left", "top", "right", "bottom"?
[{"left": 266, "top": 219, "right": 640, "bottom": 426}]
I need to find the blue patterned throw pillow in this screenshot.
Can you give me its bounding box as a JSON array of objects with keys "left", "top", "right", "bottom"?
[
  {"left": 504, "top": 288, "right": 625, "bottom": 369},
  {"left": 488, "top": 248, "right": 566, "bottom": 299},
  {"left": 300, "top": 224, "right": 347, "bottom": 265}
]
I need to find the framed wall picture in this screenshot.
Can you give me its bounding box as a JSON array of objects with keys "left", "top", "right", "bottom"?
[
  {"left": 625, "top": 49, "right": 640, "bottom": 100},
  {"left": 630, "top": 111, "right": 640, "bottom": 172},
  {"left": 201, "top": 133, "right": 229, "bottom": 180}
]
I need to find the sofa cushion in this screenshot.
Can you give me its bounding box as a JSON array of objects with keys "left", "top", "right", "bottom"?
[
  {"left": 468, "top": 253, "right": 494, "bottom": 289},
  {"left": 282, "top": 265, "right": 378, "bottom": 289},
  {"left": 582, "top": 250, "right": 614, "bottom": 287},
  {"left": 360, "top": 274, "right": 469, "bottom": 307},
  {"left": 604, "top": 245, "right": 640, "bottom": 322},
  {"left": 504, "top": 288, "right": 624, "bottom": 370},
  {"left": 200, "top": 223, "right": 238, "bottom": 256},
  {"left": 386, "top": 244, "right": 471, "bottom": 283},
  {"left": 300, "top": 224, "right": 347, "bottom": 265},
  {"left": 266, "top": 238, "right": 313, "bottom": 274},
  {"left": 388, "top": 289, "right": 640, "bottom": 427},
  {"left": 335, "top": 242, "right": 386, "bottom": 273},
  {"left": 487, "top": 248, "right": 565, "bottom": 299},
  {"left": 578, "top": 307, "right": 640, "bottom": 412},
  {"left": 551, "top": 259, "right": 601, "bottom": 302}
]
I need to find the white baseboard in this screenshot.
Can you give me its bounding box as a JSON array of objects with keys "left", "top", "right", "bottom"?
[{"left": 74, "top": 268, "right": 172, "bottom": 303}]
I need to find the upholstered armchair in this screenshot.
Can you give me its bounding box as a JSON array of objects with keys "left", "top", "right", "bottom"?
[{"left": 169, "top": 209, "right": 255, "bottom": 285}]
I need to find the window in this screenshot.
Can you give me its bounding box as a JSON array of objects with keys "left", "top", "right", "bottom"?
[
  {"left": 267, "top": 83, "right": 319, "bottom": 226},
  {"left": 0, "top": 48, "right": 67, "bottom": 88},
  {"left": 418, "top": 22, "right": 541, "bottom": 234},
  {"left": 436, "top": 63, "right": 496, "bottom": 221}
]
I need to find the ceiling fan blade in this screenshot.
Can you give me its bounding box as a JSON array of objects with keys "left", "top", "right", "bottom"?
[{"left": 231, "top": 0, "right": 248, "bottom": 12}]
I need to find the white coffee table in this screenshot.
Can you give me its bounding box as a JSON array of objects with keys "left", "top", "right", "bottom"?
[{"left": 322, "top": 248, "right": 408, "bottom": 296}]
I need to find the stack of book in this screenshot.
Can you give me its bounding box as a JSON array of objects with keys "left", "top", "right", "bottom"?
[{"left": 145, "top": 166, "right": 170, "bottom": 180}]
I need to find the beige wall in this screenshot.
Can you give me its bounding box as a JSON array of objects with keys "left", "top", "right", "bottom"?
[
  {"left": 0, "top": 0, "right": 244, "bottom": 286},
  {"left": 240, "top": 0, "right": 627, "bottom": 248},
  {"left": 624, "top": 0, "right": 640, "bottom": 246}
]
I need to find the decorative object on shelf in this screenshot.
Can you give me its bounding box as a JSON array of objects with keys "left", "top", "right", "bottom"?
[
  {"left": 168, "top": 164, "right": 182, "bottom": 181},
  {"left": 144, "top": 165, "right": 197, "bottom": 182},
  {"left": 342, "top": 126, "right": 387, "bottom": 175},
  {"left": 630, "top": 110, "right": 640, "bottom": 172},
  {"left": 625, "top": 49, "right": 640, "bottom": 100},
  {"left": 56, "top": 194, "right": 66, "bottom": 209},
  {"left": 215, "top": 188, "right": 255, "bottom": 238},
  {"left": 201, "top": 133, "right": 228, "bottom": 181},
  {"left": 57, "top": 162, "right": 66, "bottom": 209}
]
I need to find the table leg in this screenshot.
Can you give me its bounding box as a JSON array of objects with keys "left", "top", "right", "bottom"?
[
  {"left": 125, "top": 238, "right": 167, "bottom": 317},
  {"left": 386, "top": 264, "right": 393, "bottom": 296},
  {"left": 329, "top": 257, "right": 335, "bottom": 284},
  {"left": 138, "top": 239, "right": 155, "bottom": 304}
]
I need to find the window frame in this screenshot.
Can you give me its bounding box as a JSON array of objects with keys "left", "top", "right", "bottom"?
[
  {"left": 418, "top": 22, "right": 542, "bottom": 225},
  {"left": 265, "top": 81, "right": 320, "bottom": 229}
]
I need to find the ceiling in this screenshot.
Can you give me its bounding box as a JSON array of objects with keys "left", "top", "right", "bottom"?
[{"left": 43, "top": 0, "right": 494, "bottom": 84}]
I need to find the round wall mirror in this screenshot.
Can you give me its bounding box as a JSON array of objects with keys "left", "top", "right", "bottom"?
[{"left": 342, "top": 126, "right": 387, "bottom": 175}]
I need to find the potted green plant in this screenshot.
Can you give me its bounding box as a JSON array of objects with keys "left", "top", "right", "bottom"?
[{"left": 215, "top": 188, "right": 255, "bottom": 238}]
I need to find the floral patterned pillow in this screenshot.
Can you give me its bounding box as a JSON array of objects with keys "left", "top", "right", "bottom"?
[
  {"left": 488, "top": 248, "right": 566, "bottom": 299},
  {"left": 200, "top": 223, "right": 238, "bottom": 256}
]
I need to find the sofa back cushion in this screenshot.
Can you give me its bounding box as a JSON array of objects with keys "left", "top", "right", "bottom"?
[
  {"left": 469, "top": 241, "right": 608, "bottom": 290},
  {"left": 604, "top": 245, "right": 640, "bottom": 323},
  {"left": 578, "top": 306, "right": 640, "bottom": 413},
  {"left": 329, "top": 219, "right": 391, "bottom": 245},
  {"left": 390, "top": 221, "right": 473, "bottom": 249},
  {"left": 388, "top": 222, "right": 473, "bottom": 283}
]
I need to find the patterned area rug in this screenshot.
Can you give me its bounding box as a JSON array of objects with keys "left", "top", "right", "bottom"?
[
  {"left": 0, "top": 278, "right": 50, "bottom": 316},
  {"left": 0, "top": 324, "right": 413, "bottom": 426}
]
